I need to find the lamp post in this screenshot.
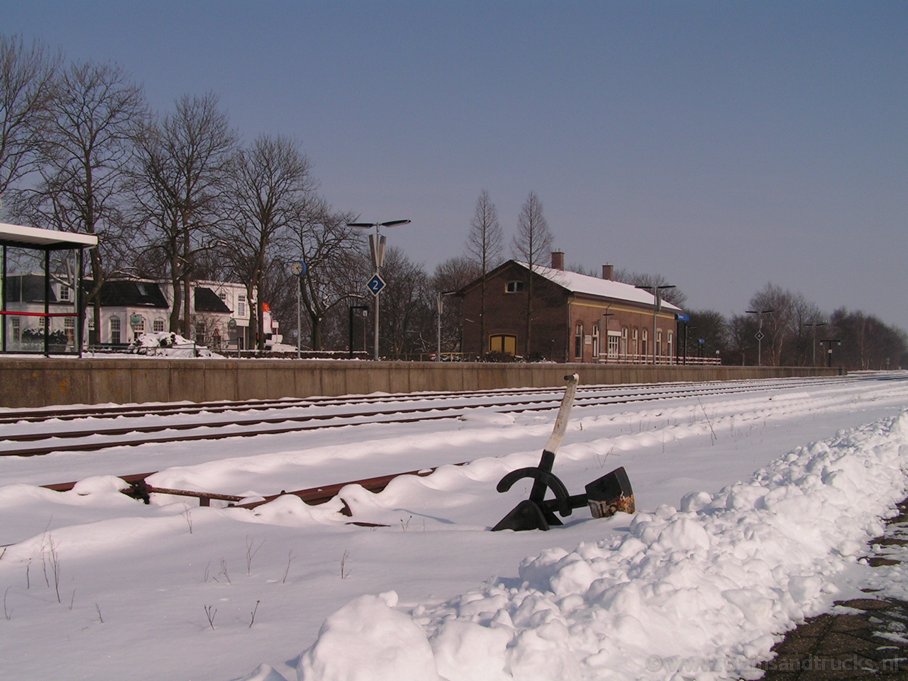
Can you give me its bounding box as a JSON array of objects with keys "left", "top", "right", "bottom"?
[
  {"left": 347, "top": 219, "right": 411, "bottom": 360},
  {"left": 637, "top": 284, "right": 674, "bottom": 365},
  {"left": 746, "top": 309, "right": 773, "bottom": 366},
  {"left": 819, "top": 338, "right": 842, "bottom": 368},
  {"left": 804, "top": 321, "right": 827, "bottom": 366},
  {"left": 601, "top": 310, "right": 614, "bottom": 363}
]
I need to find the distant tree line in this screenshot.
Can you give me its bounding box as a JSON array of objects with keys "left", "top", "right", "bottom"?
[
  {"left": 2, "top": 34, "right": 904, "bottom": 366},
  {"left": 684, "top": 287, "right": 907, "bottom": 370}
]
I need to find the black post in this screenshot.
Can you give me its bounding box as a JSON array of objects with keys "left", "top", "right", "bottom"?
[
  {"left": 348, "top": 305, "right": 354, "bottom": 359},
  {"left": 348, "top": 305, "right": 368, "bottom": 359}
]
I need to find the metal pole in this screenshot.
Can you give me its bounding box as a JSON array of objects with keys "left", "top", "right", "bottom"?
[
  {"left": 757, "top": 317, "right": 762, "bottom": 366},
  {"left": 374, "top": 248, "right": 380, "bottom": 360},
  {"left": 652, "top": 293, "right": 657, "bottom": 365},
  {"left": 296, "top": 276, "right": 301, "bottom": 360},
  {"left": 349, "top": 305, "right": 355, "bottom": 359},
  {"left": 347, "top": 219, "right": 410, "bottom": 361},
  {"left": 436, "top": 291, "right": 442, "bottom": 361},
  {"left": 747, "top": 309, "right": 773, "bottom": 366}
]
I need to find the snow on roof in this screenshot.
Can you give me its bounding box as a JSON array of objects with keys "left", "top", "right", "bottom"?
[
  {"left": 0, "top": 222, "right": 99, "bottom": 248},
  {"left": 522, "top": 262, "right": 683, "bottom": 312}
]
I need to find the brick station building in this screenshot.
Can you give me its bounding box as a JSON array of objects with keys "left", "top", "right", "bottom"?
[{"left": 459, "top": 251, "right": 682, "bottom": 363}]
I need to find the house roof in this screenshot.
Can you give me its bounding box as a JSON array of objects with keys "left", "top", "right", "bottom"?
[
  {"left": 94, "top": 280, "right": 169, "bottom": 308},
  {"left": 524, "top": 263, "right": 683, "bottom": 312},
  {"left": 462, "top": 260, "right": 682, "bottom": 313},
  {"left": 194, "top": 287, "right": 231, "bottom": 313}
]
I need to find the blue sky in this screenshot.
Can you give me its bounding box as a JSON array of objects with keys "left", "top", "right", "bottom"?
[{"left": 6, "top": 1, "right": 908, "bottom": 331}]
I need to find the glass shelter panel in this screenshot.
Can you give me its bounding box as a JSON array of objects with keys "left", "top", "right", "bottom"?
[{"left": 2, "top": 244, "right": 82, "bottom": 354}]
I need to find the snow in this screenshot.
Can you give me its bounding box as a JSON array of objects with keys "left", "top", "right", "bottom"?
[
  {"left": 125, "top": 331, "right": 224, "bottom": 358},
  {"left": 1, "top": 373, "right": 907, "bottom": 680}
]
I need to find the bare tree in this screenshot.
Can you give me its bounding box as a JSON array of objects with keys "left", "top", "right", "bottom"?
[
  {"left": 512, "top": 191, "right": 554, "bottom": 357},
  {"left": 284, "top": 199, "right": 361, "bottom": 350},
  {"left": 131, "top": 93, "right": 234, "bottom": 335},
  {"left": 613, "top": 268, "right": 687, "bottom": 309},
  {"left": 830, "top": 308, "right": 907, "bottom": 370},
  {"left": 747, "top": 283, "right": 799, "bottom": 366},
  {"left": 433, "top": 255, "right": 481, "bottom": 357},
  {"left": 684, "top": 309, "right": 730, "bottom": 363},
  {"left": 464, "top": 189, "right": 502, "bottom": 356},
  {"left": 378, "top": 247, "right": 432, "bottom": 359},
  {"left": 222, "top": 134, "right": 314, "bottom": 351},
  {"left": 9, "top": 60, "right": 145, "bottom": 342},
  {"left": 0, "top": 34, "right": 58, "bottom": 202}
]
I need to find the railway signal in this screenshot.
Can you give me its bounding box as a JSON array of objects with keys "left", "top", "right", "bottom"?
[{"left": 492, "top": 374, "right": 635, "bottom": 531}]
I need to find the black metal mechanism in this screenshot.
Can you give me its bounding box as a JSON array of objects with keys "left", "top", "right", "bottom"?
[{"left": 492, "top": 374, "right": 635, "bottom": 532}]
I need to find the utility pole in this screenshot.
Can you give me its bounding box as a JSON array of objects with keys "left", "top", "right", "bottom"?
[
  {"left": 637, "top": 285, "right": 675, "bottom": 365},
  {"left": 746, "top": 309, "right": 773, "bottom": 366},
  {"left": 347, "top": 219, "right": 410, "bottom": 360},
  {"left": 804, "top": 321, "right": 827, "bottom": 366}
]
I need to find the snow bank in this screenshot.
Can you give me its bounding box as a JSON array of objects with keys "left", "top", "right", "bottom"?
[
  {"left": 127, "top": 331, "right": 224, "bottom": 358},
  {"left": 295, "top": 411, "right": 908, "bottom": 680}
]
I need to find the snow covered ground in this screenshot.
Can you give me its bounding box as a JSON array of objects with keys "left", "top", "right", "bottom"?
[{"left": 1, "top": 372, "right": 908, "bottom": 680}]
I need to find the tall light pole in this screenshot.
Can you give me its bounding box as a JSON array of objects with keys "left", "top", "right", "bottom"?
[
  {"left": 804, "top": 321, "right": 827, "bottom": 366},
  {"left": 819, "top": 338, "right": 842, "bottom": 368},
  {"left": 637, "top": 284, "right": 674, "bottom": 365},
  {"left": 601, "top": 309, "right": 614, "bottom": 363},
  {"left": 347, "top": 219, "right": 411, "bottom": 360},
  {"left": 746, "top": 309, "right": 773, "bottom": 366}
]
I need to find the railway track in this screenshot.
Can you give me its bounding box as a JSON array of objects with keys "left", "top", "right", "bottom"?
[
  {"left": 5, "top": 373, "right": 900, "bottom": 533},
  {"left": 0, "top": 377, "right": 852, "bottom": 459}
]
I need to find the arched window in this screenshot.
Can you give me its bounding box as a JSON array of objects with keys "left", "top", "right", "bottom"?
[
  {"left": 591, "top": 325, "right": 600, "bottom": 360},
  {"left": 574, "top": 323, "right": 583, "bottom": 359}
]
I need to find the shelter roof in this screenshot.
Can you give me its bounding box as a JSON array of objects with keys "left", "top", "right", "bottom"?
[{"left": 0, "top": 222, "right": 99, "bottom": 249}]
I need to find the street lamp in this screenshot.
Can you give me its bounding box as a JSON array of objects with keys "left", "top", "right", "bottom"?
[
  {"left": 637, "top": 284, "right": 675, "bottom": 365},
  {"left": 746, "top": 309, "right": 773, "bottom": 366},
  {"left": 601, "top": 310, "right": 614, "bottom": 363},
  {"left": 819, "top": 338, "right": 842, "bottom": 368},
  {"left": 346, "top": 219, "right": 411, "bottom": 360},
  {"left": 804, "top": 321, "right": 827, "bottom": 366}
]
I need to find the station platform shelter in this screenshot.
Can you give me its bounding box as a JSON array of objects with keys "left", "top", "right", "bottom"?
[{"left": 0, "top": 222, "right": 98, "bottom": 356}]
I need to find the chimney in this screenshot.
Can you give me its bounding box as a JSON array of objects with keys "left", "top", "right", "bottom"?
[
  {"left": 551, "top": 251, "right": 565, "bottom": 271},
  {"left": 602, "top": 263, "right": 614, "bottom": 281}
]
